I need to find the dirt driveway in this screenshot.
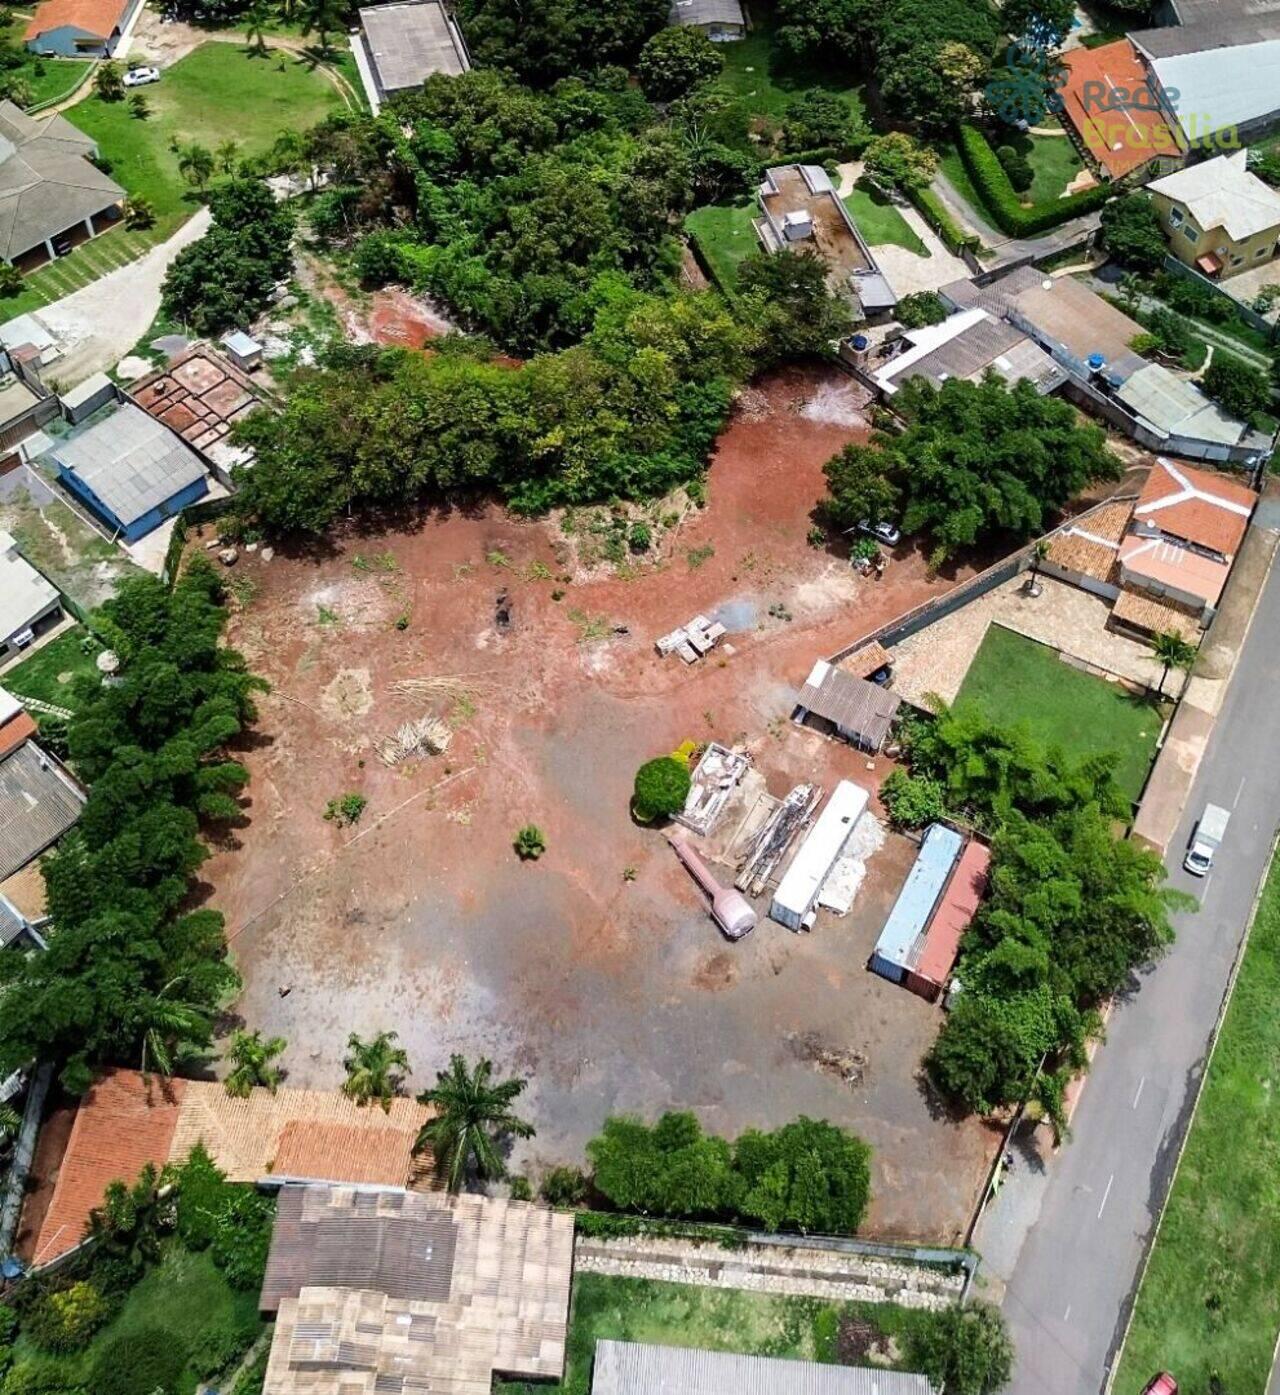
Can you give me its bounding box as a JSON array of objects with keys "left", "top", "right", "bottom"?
[{"left": 198, "top": 364, "right": 999, "bottom": 1244}]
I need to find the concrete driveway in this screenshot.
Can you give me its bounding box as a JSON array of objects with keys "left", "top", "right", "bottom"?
[{"left": 38, "top": 209, "right": 210, "bottom": 388}]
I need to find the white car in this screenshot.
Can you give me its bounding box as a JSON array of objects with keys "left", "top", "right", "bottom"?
[
  {"left": 858, "top": 518, "right": 901, "bottom": 547},
  {"left": 123, "top": 66, "right": 161, "bottom": 87}
]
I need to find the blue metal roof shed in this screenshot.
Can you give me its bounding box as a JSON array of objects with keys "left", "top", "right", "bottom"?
[{"left": 870, "top": 823, "right": 963, "bottom": 984}]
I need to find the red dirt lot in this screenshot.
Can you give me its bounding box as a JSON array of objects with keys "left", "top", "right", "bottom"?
[{"left": 198, "top": 365, "right": 1000, "bottom": 1243}]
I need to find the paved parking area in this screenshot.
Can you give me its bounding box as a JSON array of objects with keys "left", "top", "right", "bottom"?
[{"left": 889, "top": 573, "right": 1167, "bottom": 707}]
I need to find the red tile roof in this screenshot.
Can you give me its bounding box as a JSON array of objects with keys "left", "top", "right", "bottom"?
[
  {"left": 32, "top": 1069, "right": 184, "bottom": 1266},
  {"left": 0, "top": 710, "right": 36, "bottom": 759},
  {"left": 1059, "top": 42, "right": 1181, "bottom": 179},
  {"left": 272, "top": 1121, "right": 421, "bottom": 1185},
  {"left": 1133, "top": 457, "right": 1254, "bottom": 556},
  {"left": 24, "top": 0, "right": 131, "bottom": 39},
  {"left": 915, "top": 840, "right": 990, "bottom": 989}
]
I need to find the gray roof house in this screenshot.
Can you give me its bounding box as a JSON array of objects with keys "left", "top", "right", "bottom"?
[
  {"left": 592, "top": 1342, "right": 934, "bottom": 1395},
  {"left": 668, "top": 0, "right": 747, "bottom": 39},
  {"left": 0, "top": 739, "right": 85, "bottom": 884},
  {"left": 352, "top": 0, "right": 470, "bottom": 115},
  {"left": 51, "top": 400, "right": 209, "bottom": 543},
  {"left": 0, "top": 101, "right": 124, "bottom": 270},
  {"left": 0, "top": 529, "right": 62, "bottom": 662}
]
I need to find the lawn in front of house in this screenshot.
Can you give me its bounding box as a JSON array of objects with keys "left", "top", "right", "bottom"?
[
  {"left": 953, "top": 623, "right": 1164, "bottom": 803},
  {"left": 517, "top": 1274, "right": 945, "bottom": 1395},
  {"left": 844, "top": 186, "right": 928, "bottom": 256},
  {"left": 1113, "top": 848, "right": 1280, "bottom": 1395},
  {"left": 684, "top": 200, "right": 759, "bottom": 292},
  {"left": 1, "top": 625, "right": 101, "bottom": 710},
  {"left": 1019, "top": 131, "right": 1087, "bottom": 203},
  {"left": 0, "top": 13, "right": 93, "bottom": 108}
]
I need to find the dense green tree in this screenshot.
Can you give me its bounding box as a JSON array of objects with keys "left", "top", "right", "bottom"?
[
  {"left": 343, "top": 1030, "right": 411, "bottom": 1111},
  {"left": 822, "top": 443, "right": 900, "bottom": 532},
  {"left": 736, "top": 249, "right": 855, "bottom": 367},
  {"left": 452, "top": 0, "right": 668, "bottom": 83},
  {"left": 1099, "top": 193, "right": 1168, "bottom": 272},
  {"left": 1202, "top": 352, "right": 1273, "bottom": 423},
  {"left": 879, "top": 768, "right": 946, "bottom": 829},
  {"left": 734, "top": 1118, "right": 871, "bottom": 1234},
  {"left": 863, "top": 131, "right": 939, "bottom": 193},
  {"left": 774, "top": 0, "right": 874, "bottom": 63},
  {"left": 875, "top": 0, "right": 999, "bottom": 130},
  {"left": 637, "top": 26, "right": 723, "bottom": 101},
  {"left": 782, "top": 90, "right": 865, "bottom": 152},
  {"left": 632, "top": 756, "right": 692, "bottom": 823},
  {"left": 587, "top": 1112, "right": 738, "bottom": 1218},
  {"left": 0, "top": 561, "right": 262, "bottom": 1088},
  {"left": 907, "top": 1302, "right": 1014, "bottom": 1395},
  {"left": 895, "top": 291, "right": 948, "bottom": 329},
  {"left": 414, "top": 1054, "right": 535, "bottom": 1191},
  {"left": 1002, "top": 0, "right": 1077, "bottom": 42}
]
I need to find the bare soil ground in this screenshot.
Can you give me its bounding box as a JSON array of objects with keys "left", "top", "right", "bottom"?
[{"left": 197, "top": 364, "right": 1001, "bottom": 1243}]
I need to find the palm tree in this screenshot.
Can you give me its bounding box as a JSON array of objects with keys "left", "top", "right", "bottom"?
[
  {"left": 343, "top": 1030, "right": 410, "bottom": 1112},
  {"left": 244, "top": 0, "right": 273, "bottom": 52},
  {"left": 124, "top": 194, "right": 156, "bottom": 230},
  {"left": 301, "top": 0, "right": 344, "bottom": 55},
  {"left": 224, "top": 1028, "right": 287, "bottom": 1097},
  {"left": 1024, "top": 538, "right": 1050, "bottom": 595},
  {"left": 139, "top": 977, "right": 209, "bottom": 1079},
  {"left": 177, "top": 141, "right": 215, "bottom": 191},
  {"left": 216, "top": 139, "right": 241, "bottom": 175},
  {"left": 0, "top": 1103, "right": 20, "bottom": 1150},
  {"left": 414, "top": 1055, "right": 535, "bottom": 1192},
  {"left": 1152, "top": 629, "right": 1197, "bottom": 695}
]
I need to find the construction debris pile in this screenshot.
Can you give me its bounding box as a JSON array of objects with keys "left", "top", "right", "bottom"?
[
  {"left": 376, "top": 715, "right": 452, "bottom": 766},
  {"left": 675, "top": 743, "right": 751, "bottom": 837},
  {"left": 656, "top": 614, "right": 727, "bottom": 665},
  {"left": 735, "top": 784, "right": 822, "bottom": 898}
]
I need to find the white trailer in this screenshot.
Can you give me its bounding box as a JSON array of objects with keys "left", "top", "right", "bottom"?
[{"left": 769, "top": 780, "right": 870, "bottom": 931}]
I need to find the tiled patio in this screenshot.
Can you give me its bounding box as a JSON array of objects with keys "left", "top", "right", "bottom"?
[{"left": 889, "top": 573, "right": 1169, "bottom": 707}]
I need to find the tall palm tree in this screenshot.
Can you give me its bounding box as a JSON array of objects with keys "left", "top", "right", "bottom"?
[
  {"left": 343, "top": 1030, "right": 410, "bottom": 1113},
  {"left": 216, "top": 139, "right": 241, "bottom": 175},
  {"left": 1024, "top": 537, "right": 1050, "bottom": 595},
  {"left": 224, "top": 1028, "right": 287, "bottom": 1097},
  {"left": 414, "top": 1055, "right": 534, "bottom": 1192},
  {"left": 139, "top": 977, "right": 210, "bottom": 1080},
  {"left": 244, "top": 0, "right": 273, "bottom": 52},
  {"left": 1152, "top": 629, "right": 1197, "bottom": 695},
  {"left": 177, "top": 141, "right": 215, "bottom": 191},
  {"left": 301, "top": 0, "right": 344, "bottom": 55}
]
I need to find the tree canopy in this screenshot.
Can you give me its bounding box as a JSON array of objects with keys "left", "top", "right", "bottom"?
[
  {"left": 0, "top": 561, "right": 265, "bottom": 1091},
  {"left": 1202, "top": 352, "right": 1272, "bottom": 423},
  {"left": 1099, "top": 193, "right": 1168, "bottom": 273}
]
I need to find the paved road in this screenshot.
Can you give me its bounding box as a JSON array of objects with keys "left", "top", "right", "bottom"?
[{"left": 1001, "top": 504, "right": 1280, "bottom": 1395}]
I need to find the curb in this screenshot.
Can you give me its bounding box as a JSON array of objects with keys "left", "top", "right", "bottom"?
[{"left": 1104, "top": 829, "right": 1280, "bottom": 1395}]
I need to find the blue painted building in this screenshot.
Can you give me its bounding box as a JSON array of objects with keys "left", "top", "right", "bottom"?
[
  {"left": 869, "top": 823, "right": 963, "bottom": 985},
  {"left": 52, "top": 401, "right": 208, "bottom": 543},
  {"left": 24, "top": 0, "right": 141, "bottom": 57}
]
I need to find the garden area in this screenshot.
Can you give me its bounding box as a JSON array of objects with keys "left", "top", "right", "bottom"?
[
  {"left": 1114, "top": 846, "right": 1280, "bottom": 1395},
  {"left": 0, "top": 41, "right": 345, "bottom": 319},
  {"left": 952, "top": 624, "right": 1164, "bottom": 804},
  {"left": 0, "top": 626, "right": 101, "bottom": 712},
  {"left": 513, "top": 1273, "right": 1007, "bottom": 1395},
  {"left": 0, "top": 1150, "right": 273, "bottom": 1395}
]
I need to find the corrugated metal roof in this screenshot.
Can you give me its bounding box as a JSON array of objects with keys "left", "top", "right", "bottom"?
[
  {"left": 1115, "top": 365, "right": 1247, "bottom": 447},
  {"left": 592, "top": 1340, "right": 934, "bottom": 1395},
  {"left": 0, "top": 891, "right": 26, "bottom": 946},
  {"left": 1151, "top": 40, "right": 1280, "bottom": 139},
  {"left": 358, "top": 0, "right": 468, "bottom": 95},
  {"left": 1133, "top": 14, "right": 1280, "bottom": 58},
  {"left": 669, "top": 0, "right": 746, "bottom": 25},
  {"left": 54, "top": 402, "right": 207, "bottom": 528},
  {"left": 914, "top": 839, "right": 990, "bottom": 986},
  {"left": 794, "top": 659, "right": 901, "bottom": 747},
  {"left": 0, "top": 529, "right": 59, "bottom": 643},
  {"left": 873, "top": 823, "right": 963, "bottom": 973},
  {"left": 0, "top": 739, "right": 84, "bottom": 883}
]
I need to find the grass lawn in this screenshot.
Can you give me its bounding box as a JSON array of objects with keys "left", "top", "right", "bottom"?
[
  {"left": 1114, "top": 848, "right": 1280, "bottom": 1395},
  {"left": 0, "top": 14, "right": 93, "bottom": 109},
  {"left": 511, "top": 1274, "right": 941, "bottom": 1395},
  {"left": 12, "top": 1245, "right": 263, "bottom": 1395},
  {"left": 1, "top": 625, "right": 100, "bottom": 710},
  {"left": 0, "top": 42, "right": 344, "bottom": 321},
  {"left": 844, "top": 186, "right": 928, "bottom": 256},
  {"left": 953, "top": 624, "right": 1164, "bottom": 803},
  {"left": 685, "top": 200, "right": 758, "bottom": 292},
  {"left": 1019, "top": 133, "right": 1086, "bottom": 204}
]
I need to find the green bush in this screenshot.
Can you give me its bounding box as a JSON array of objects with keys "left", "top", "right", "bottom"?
[
  {"left": 2, "top": 1360, "right": 87, "bottom": 1395},
  {"left": 188, "top": 1315, "right": 260, "bottom": 1381},
  {"left": 90, "top": 1328, "right": 186, "bottom": 1395},
  {"left": 896, "top": 291, "right": 948, "bottom": 330},
  {"left": 907, "top": 184, "right": 979, "bottom": 255},
  {"left": 906, "top": 1301, "right": 1013, "bottom": 1395},
  {"left": 23, "top": 1282, "right": 111, "bottom": 1354},
  {"left": 632, "top": 756, "right": 691, "bottom": 823},
  {"left": 540, "top": 1165, "right": 589, "bottom": 1207},
  {"left": 210, "top": 1188, "right": 275, "bottom": 1291},
  {"left": 0, "top": 1311, "right": 14, "bottom": 1346},
  {"left": 174, "top": 1143, "right": 232, "bottom": 1251},
  {"left": 957, "top": 124, "right": 1112, "bottom": 236},
  {"left": 995, "top": 144, "right": 1033, "bottom": 193},
  {"left": 880, "top": 769, "right": 947, "bottom": 830}
]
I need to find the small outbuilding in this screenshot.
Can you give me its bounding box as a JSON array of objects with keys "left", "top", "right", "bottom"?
[
  {"left": 869, "top": 822, "right": 963, "bottom": 986},
  {"left": 50, "top": 401, "right": 208, "bottom": 543},
  {"left": 668, "top": 0, "right": 747, "bottom": 39},
  {"left": 219, "top": 331, "right": 263, "bottom": 373},
  {"left": 770, "top": 780, "right": 869, "bottom": 932},
  {"left": 352, "top": 0, "right": 470, "bottom": 114},
  {"left": 793, "top": 658, "right": 901, "bottom": 752},
  {"left": 0, "top": 530, "right": 61, "bottom": 662}
]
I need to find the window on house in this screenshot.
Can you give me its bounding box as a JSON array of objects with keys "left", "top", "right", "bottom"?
[
  {"left": 1168, "top": 206, "right": 1183, "bottom": 227},
  {"left": 1182, "top": 223, "right": 1199, "bottom": 243},
  {"left": 1257, "top": 246, "right": 1270, "bottom": 258},
  {"left": 1230, "top": 254, "right": 1243, "bottom": 266}
]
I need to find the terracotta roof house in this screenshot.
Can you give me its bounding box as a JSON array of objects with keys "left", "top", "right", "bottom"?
[
  {"left": 26, "top": 1068, "right": 433, "bottom": 1268},
  {"left": 351, "top": 0, "right": 469, "bottom": 115},
  {"left": 1058, "top": 40, "right": 1182, "bottom": 180},
  {"left": 1148, "top": 151, "right": 1280, "bottom": 279},
  {"left": 0, "top": 101, "right": 125, "bottom": 271},
  {"left": 24, "top": 0, "right": 140, "bottom": 56},
  {"left": 259, "top": 1184, "right": 575, "bottom": 1395}
]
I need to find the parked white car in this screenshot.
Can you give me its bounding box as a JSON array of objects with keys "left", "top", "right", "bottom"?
[
  {"left": 858, "top": 518, "right": 901, "bottom": 547},
  {"left": 123, "top": 66, "right": 161, "bottom": 87}
]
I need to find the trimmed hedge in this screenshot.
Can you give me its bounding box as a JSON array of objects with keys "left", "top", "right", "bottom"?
[
  {"left": 956, "top": 123, "right": 1113, "bottom": 237},
  {"left": 906, "top": 184, "right": 979, "bottom": 256}
]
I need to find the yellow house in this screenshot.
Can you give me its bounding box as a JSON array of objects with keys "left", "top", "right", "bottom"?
[{"left": 1147, "top": 151, "right": 1280, "bottom": 279}]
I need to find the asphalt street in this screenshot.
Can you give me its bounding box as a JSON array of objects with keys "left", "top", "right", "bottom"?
[{"left": 1000, "top": 509, "right": 1280, "bottom": 1395}]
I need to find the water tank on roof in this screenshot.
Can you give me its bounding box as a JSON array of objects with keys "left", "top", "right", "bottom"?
[
  {"left": 1087, "top": 353, "right": 1106, "bottom": 373},
  {"left": 851, "top": 334, "right": 869, "bottom": 351}
]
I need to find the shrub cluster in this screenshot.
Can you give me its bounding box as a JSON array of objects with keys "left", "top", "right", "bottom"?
[
  {"left": 174, "top": 1147, "right": 275, "bottom": 1291},
  {"left": 906, "top": 185, "right": 979, "bottom": 255},
  {"left": 956, "top": 124, "right": 1112, "bottom": 237}
]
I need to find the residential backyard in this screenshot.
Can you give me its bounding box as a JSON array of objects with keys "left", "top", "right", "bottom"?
[
  {"left": 952, "top": 623, "right": 1164, "bottom": 802},
  {"left": 0, "top": 42, "right": 345, "bottom": 320},
  {"left": 1114, "top": 848, "right": 1280, "bottom": 1395},
  {"left": 531, "top": 1274, "right": 944, "bottom": 1395},
  {"left": 0, "top": 12, "right": 93, "bottom": 109},
  {"left": 1, "top": 626, "right": 101, "bottom": 711}
]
